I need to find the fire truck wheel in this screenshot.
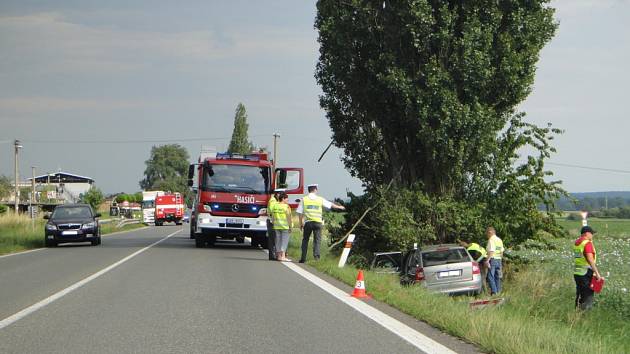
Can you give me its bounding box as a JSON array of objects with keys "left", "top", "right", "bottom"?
[
  {"left": 207, "top": 234, "right": 216, "bottom": 247},
  {"left": 195, "top": 237, "right": 205, "bottom": 248}
]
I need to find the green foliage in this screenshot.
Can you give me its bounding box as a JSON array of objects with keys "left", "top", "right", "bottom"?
[
  {"left": 139, "top": 144, "right": 191, "bottom": 205},
  {"left": 115, "top": 193, "right": 143, "bottom": 204},
  {"left": 227, "top": 103, "right": 254, "bottom": 154},
  {"left": 79, "top": 187, "right": 104, "bottom": 210},
  {"left": 0, "top": 204, "right": 7, "bottom": 214},
  {"left": 18, "top": 187, "right": 32, "bottom": 203},
  {"left": 598, "top": 207, "right": 630, "bottom": 219},
  {"left": 0, "top": 175, "right": 11, "bottom": 200},
  {"left": 316, "top": 0, "right": 564, "bottom": 247},
  {"left": 133, "top": 192, "right": 143, "bottom": 203},
  {"left": 329, "top": 185, "right": 564, "bottom": 263}
]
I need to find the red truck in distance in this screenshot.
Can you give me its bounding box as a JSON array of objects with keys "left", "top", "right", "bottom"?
[
  {"left": 188, "top": 151, "right": 303, "bottom": 248},
  {"left": 154, "top": 192, "right": 185, "bottom": 226}
]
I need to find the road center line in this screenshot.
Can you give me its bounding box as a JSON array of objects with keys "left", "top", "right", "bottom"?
[
  {"left": 0, "top": 229, "right": 181, "bottom": 330},
  {"left": 280, "top": 260, "right": 457, "bottom": 354}
]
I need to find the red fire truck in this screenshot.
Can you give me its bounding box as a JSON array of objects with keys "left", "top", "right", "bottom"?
[
  {"left": 188, "top": 151, "right": 303, "bottom": 248},
  {"left": 154, "top": 192, "right": 185, "bottom": 226}
]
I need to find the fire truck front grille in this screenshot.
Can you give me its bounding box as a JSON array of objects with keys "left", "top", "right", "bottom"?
[{"left": 207, "top": 203, "right": 260, "bottom": 215}]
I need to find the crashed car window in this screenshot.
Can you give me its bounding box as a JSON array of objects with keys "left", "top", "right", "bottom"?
[{"left": 421, "top": 249, "right": 469, "bottom": 267}]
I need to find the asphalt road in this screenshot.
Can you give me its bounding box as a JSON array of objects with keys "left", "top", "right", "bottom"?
[{"left": 0, "top": 226, "right": 477, "bottom": 354}]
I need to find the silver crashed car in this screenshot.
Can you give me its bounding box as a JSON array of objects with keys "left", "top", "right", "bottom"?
[{"left": 372, "top": 244, "right": 482, "bottom": 296}]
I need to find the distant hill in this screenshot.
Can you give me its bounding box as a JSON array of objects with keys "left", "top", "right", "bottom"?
[{"left": 553, "top": 191, "right": 630, "bottom": 211}]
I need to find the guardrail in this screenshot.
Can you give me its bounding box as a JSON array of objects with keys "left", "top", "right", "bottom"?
[{"left": 99, "top": 218, "right": 142, "bottom": 228}]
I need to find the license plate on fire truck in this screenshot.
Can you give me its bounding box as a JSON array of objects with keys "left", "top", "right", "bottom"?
[{"left": 226, "top": 218, "right": 244, "bottom": 225}]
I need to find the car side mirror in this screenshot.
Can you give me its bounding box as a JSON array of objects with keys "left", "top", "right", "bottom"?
[
  {"left": 95, "top": 213, "right": 102, "bottom": 218},
  {"left": 43, "top": 214, "right": 50, "bottom": 220}
]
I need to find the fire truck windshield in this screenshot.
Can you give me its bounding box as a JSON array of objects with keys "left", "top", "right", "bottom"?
[{"left": 202, "top": 164, "right": 270, "bottom": 194}]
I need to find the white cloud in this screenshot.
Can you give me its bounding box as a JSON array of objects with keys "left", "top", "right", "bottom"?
[
  {"left": 0, "top": 96, "right": 156, "bottom": 114},
  {"left": 0, "top": 12, "right": 315, "bottom": 76}
]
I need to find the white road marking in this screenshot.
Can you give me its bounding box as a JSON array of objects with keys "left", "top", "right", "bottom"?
[
  {"left": 0, "top": 248, "right": 44, "bottom": 259},
  {"left": 0, "top": 229, "right": 181, "bottom": 330},
  {"left": 280, "top": 260, "right": 458, "bottom": 354},
  {"left": 0, "top": 226, "right": 150, "bottom": 259}
]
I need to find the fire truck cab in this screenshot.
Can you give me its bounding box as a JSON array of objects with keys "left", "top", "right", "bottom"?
[{"left": 188, "top": 151, "right": 303, "bottom": 248}]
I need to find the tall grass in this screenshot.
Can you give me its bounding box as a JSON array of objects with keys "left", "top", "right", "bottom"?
[
  {"left": 0, "top": 212, "right": 145, "bottom": 255},
  {"left": 0, "top": 212, "right": 45, "bottom": 254},
  {"left": 286, "top": 230, "right": 629, "bottom": 354}
]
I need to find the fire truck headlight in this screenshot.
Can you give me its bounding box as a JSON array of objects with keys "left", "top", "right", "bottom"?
[
  {"left": 257, "top": 208, "right": 267, "bottom": 216},
  {"left": 203, "top": 204, "right": 211, "bottom": 212},
  {"left": 201, "top": 218, "right": 211, "bottom": 224}
]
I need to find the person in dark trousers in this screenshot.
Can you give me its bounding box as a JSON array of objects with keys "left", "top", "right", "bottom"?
[
  {"left": 574, "top": 225, "right": 602, "bottom": 310},
  {"left": 266, "top": 188, "right": 285, "bottom": 260},
  {"left": 297, "top": 184, "right": 345, "bottom": 263}
]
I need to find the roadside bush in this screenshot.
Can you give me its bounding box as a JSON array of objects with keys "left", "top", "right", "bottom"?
[
  {"left": 0, "top": 204, "right": 7, "bottom": 214},
  {"left": 566, "top": 213, "right": 581, "bottom": 221},
  {"left": 328, "top": 184, "right": 563, "bottom": 262}
]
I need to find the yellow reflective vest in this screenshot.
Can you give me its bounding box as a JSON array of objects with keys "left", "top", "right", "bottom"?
[
  {"left": 302, "top": 195, "right": 324, "bottom": 223},
  {"left": 467, "top": 243, "right": 487, "bottom": 262},
  {"left": 271, "top": 203, "right": 290, "bottom": 230},
  {"left": 487, "top": 235, "right": 504, "bottom": 260},
  {"left": 574, "top": 239, "right": 596, "bottom": 276}
]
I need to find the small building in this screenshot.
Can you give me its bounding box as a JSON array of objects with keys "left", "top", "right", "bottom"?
[{"left": 30, "top": 171, "right": 95, "bottom": 204}]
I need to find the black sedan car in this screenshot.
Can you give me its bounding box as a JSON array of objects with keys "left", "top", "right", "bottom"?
[{"left": 44, "top": 204, "right": 102, "bottom": 247}]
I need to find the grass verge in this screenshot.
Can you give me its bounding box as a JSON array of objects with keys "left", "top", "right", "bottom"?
[
  {"left": 286, "top": 230, "right": 628, "bottom": 354},
  {"left": 0, "top": 213, "right": 144, "bottom": 256}
]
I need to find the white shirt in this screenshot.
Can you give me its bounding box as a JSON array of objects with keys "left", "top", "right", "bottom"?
[{"left": 296, "top": 193, "right": 333, "bottom": 214}]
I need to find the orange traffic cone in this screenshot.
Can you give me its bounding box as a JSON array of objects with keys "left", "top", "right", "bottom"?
[{"left": 351, "top": 270, "right": 369, "bottom": 298}]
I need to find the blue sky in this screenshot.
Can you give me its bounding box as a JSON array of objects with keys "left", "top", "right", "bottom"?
[{"left": 1, "top": 0, "right": 629, "bottom": 197}]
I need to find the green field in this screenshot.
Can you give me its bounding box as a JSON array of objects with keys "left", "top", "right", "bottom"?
[{"left": 286, "top": 216, "right": 630, "bottom": 354}]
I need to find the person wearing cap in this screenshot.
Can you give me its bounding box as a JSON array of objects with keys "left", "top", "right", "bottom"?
[
  {"left": 574, "top": 225, "right": 602, "bottom": 310},
  {"left": 297, "top": 184, "right": 345, "bottom": 263},
  {"left": 485, "top": 227, "right": 504, "bottom": 295},
  {"left": 266, "top": 188, "right": 285, "bottom": 261}
]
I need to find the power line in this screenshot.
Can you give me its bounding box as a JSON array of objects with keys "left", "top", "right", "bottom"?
[
  {"left": 21, "top": 135, "right": 271, "bottom": 144},
  {"left": 547, "top": 162, "right": 630, "bottom": 174}
]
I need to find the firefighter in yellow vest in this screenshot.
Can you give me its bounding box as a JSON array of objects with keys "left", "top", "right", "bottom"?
[
  {"left": 485, "top": 227, "right": 504, "bottom": 295},
  {"left": 271, "top": 192, "right": 292, "bottom": 262},
  {"left": 574, "top": 225, "right": 602, "bottom": 310},
  {"left": 297, "top": 184, "right": 345, "bottom": 263}
]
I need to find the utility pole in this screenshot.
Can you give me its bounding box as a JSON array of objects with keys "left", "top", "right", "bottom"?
[
  {"left": 272, "top": 133, "right": 280, "bottom": 171},
  {"left": 31, "top": 166, "right": 36, "bottom": 216},
  {"left": 31, "top": 166, "right": 36, "bottom": 230},
  {"left": 14, "top": 139, "right": 22, "bottom": 213}
]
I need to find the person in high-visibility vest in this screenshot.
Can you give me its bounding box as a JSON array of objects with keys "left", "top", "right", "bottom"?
[
  {"left": 297, "top": 184, "right": 345, "bottom": 263},
  {"left": 485, "top": 227, "right": 504, "bottom": 295},
  {"left": 266, "top": 188, "right": 285, "bottom": 261},
  {"left": 460, "top": 241, "right": 487, "bottom": 264},
  {"left": 574, "top": 225, "right": 602, "bottom": 310},
  {"left": 271, "top": 192, "right": 293, "bottom": 262}
]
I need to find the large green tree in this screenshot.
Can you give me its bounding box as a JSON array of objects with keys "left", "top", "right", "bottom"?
[
  {"left": 316, "top": 0, "right": 564, "bottom": 248},
  {"left": 227, "top": 103, "right": 254, "bottom": 154},
  {"left": 139, "top": 144, "right": 191, "bottom": 204}
]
